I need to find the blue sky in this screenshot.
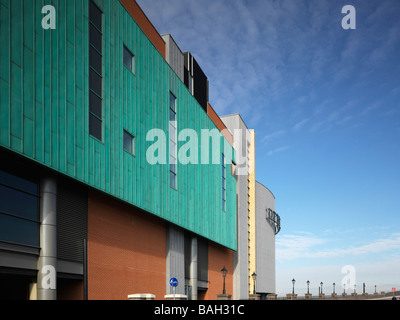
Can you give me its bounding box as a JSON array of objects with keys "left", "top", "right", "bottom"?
[{"left": 137, "top": 0, "right": 400, "bottom": 295}]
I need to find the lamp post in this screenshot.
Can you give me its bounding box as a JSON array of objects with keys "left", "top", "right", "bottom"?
[
  {"left": 221, "top": 266, "right": 227, "bottom": 295},
  {"left": 252, "top": 272, "right": 257, "bottom": 295},
  {"left": 333, "top": 283, "right": 336, "bottom": 294},
  {"left": 292, "top": 278, "right": 296, "bottom": 295},
  {"left": 307, "top": 280, "right": 310, "bottom": 294}
]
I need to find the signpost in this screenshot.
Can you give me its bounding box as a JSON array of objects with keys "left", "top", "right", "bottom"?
[{"left": 170, "top": 277, "right": 178, "bottom": 300}]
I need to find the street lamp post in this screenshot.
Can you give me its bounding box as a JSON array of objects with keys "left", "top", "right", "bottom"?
[
  {"left": 252, "top": 272, "right": 257, "bottom": 295},
  {"left": 292, "top": 278, "right": 296, "bottom": 295},
  {"left": 221, "top": 266, "right": 227, "bottom": 295},
  {"left": 307, "top": 280, "right": 310, "bottom": 294}
]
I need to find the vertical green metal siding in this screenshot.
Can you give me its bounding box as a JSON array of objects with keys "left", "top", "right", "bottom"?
[{"left": 0, "top": 0, "right": 237, "bottom": 250}]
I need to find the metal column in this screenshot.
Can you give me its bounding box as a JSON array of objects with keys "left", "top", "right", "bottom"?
[
  {"left": 189, "top": 236, "right": 198, "bottom": 300},
  {"left": 37, "top": 177, "right": 57, "bottom": 300}
]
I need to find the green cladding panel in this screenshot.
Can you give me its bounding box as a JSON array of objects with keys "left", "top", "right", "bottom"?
[{"left": 0, "top": 0, "right": 237, "bottom": 250}]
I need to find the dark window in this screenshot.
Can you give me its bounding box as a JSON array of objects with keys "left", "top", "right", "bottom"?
[
  {"left": 169, "top": 92, "right": 177, "bottom": 189},
  {"left": 89, "top": 1, "right": 102, "bottom": 31},
  {"left": 170, "top": 172, "right": 176, "bottom": 189},
  {"left": 222, "top": 153, "right": 226, "bottom": 211},
  {"left": 89, "top": 24, "right": 102, "bottom": 54},
  {"left": 89, "top": 113, "right": 102, "bottom": 141},
  {"left": 89, "top": 90, "right": 102, "bottom": 119},
  {"left": 0, "top": 171, "right": 38, "bottom": 195},
  {"left": 0, "top": 215, "right": 39, "bottom": 247},
  {"left": 123, "top": 46, "right": 134, "bottom": 73},
  {"left": 0, "top": 185, "right": 39, "bottom": 221},
  {"left": 123, "top": 130, "right": 135, "bottom": 155},
  {"left": 0, "top": 170, "right": 39, "bottom": 247},
  {"left": 89, "top": 68, "right": 102, "bottom": 96},
  {"left": 89, "top": 1, "right": 103, "bottom": 141},
  {"left": 89, "top": 45, "right": 102, "bottom": 75}
]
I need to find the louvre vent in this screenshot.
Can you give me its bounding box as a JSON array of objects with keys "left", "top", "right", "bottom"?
[{"left": 57, "top": 179, "right": 88, "bottom": 262}]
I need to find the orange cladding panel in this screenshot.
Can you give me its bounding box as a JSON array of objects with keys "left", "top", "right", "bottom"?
[
  {"left": 88, "top": 190, "right": 166, "bottom": 300},
  {"left": 119, "top": 0, "right": 166, "bottom": 58}
]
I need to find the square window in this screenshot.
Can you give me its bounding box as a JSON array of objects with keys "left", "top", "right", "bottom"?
[
  {"left": 123, "top": 130, "right": 135, "bottom": 155},
  {"left": 123, "top": 46, "right": 134, "bottom": 73}
]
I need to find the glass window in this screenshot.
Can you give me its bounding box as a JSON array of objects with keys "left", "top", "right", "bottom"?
[
  {"left": 89, "top": 113, "right": 102, "bottom": 141},
  {"left": 222, "top": 153, "right": 226, "bottom": 211},
  {"left": 89, "top": 0, "right": 103, "bottom": 141},
  {"left": 0, "top": 185, "right": 39, "bottom": 221},
  {"left": 123, "top": 46, "right": 134, "bottom": 73},
  {"left": 90, "top": 45, "right": 102, "bottom": 75},
  {"left": 170, "top": 172, "right": 176, "bottom": 189},
  {"left": 0, "top": 170, "right": 38, "bottom": 195},
  {"left": 89, "top": 90, "right": 102, "bottom": 119},
  {"left": 89, "top": 23, "right": 102, "bottom": 54},
  {"left": 89, "top": 67, "right": 102, "bottom": 97},
  {"left": 89, "top": 1, "right": 102, "bottom": 32},
  {"left": 170, "top": 92, "right": 176, "bottom": 112},
  {"left": 169, "top": 92, "right": 177, "bottom": 189},
  {"left": 0, "top": 170, "right": 39, "bottom": 247},
  {"left": 123, "top": 130, "right": 135, "bottom": 155},
  {"left": 0, "top": 214, "right": 39, "bottom": 247}
]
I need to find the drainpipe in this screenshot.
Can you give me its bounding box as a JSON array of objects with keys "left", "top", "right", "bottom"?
[
  {"left": 37, "top": 177, "right": 57, "bottom": 300},
  {"left": 190, "top": 236, "right": 198, "bottom": 300}
]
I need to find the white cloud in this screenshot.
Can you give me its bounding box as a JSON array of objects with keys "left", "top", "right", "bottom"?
[
  {"left": 277, "top": 233, "right": 400, "bottom": 262},
  {"left": 267, "top": 146, "right": 289, "bottom": 157},
  {"left": 261, "top": 130, "right": 286, "bottom": 145},
  {"left": 293, "top": 118, "right": 310, "bottom": 131}
]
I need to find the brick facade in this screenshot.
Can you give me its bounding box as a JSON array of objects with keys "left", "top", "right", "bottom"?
[{"left": 88, "top": 190, "right": 167, "bottom": 300}]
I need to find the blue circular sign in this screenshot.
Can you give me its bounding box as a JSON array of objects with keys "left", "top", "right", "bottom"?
[{"left": 169, "top": 277, "right": 178, "bottom": 287}]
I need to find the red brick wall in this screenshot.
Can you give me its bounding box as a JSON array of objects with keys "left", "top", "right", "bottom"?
[
  {"left": 204, "top": 241, "right": 233, "bottom": 300},
  {"left": 88, "top": 190, "right": 166, "bottom": 300}
]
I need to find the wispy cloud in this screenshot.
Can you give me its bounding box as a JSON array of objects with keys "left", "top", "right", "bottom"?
[
  {"left": 293, "top": 118, "right": 310, "bottom": 131},
  {"left": 267, "top": 146, "right": 289, "bottom": 157},
  {"left": 277, "top": 233, "right": 400, "bottom": 262},
  {"left": 261, "top": 130, "right": 286, "bottom": 145}
]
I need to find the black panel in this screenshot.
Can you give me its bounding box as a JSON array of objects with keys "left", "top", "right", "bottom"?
[
  {"left": 57, "top": 179, "right": 88, "bottom": 263},
  {"left": 197, "top": 237, "right": 208, "bottom": 283},
  {"left": 192, "top": 58, "right": 208, "bottom": 112}
]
